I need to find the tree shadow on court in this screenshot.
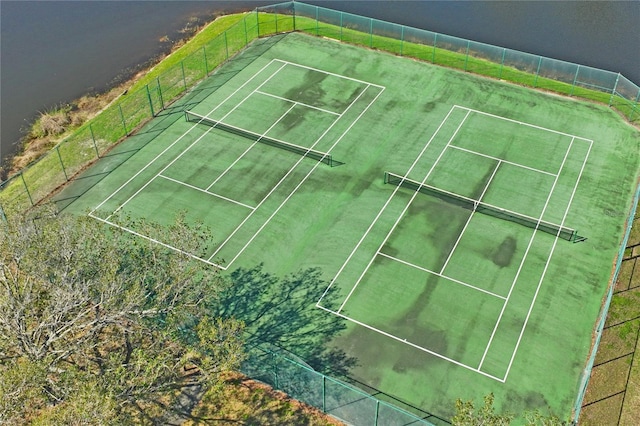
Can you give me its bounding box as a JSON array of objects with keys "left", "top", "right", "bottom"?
[{"left": 214, "top": 264, "right": 357, "bottom": 377}]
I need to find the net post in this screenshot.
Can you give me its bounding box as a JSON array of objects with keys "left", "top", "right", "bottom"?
[{"left": 384, "top": 171, "right": 389, "bottom": 184}]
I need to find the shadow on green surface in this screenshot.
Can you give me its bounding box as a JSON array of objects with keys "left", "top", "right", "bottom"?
[{"left": 217, "top": 264, "right": 356, "bottom": 377}]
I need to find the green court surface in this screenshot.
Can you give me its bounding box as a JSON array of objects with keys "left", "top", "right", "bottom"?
[{"left": 59, "top": 33, "right": 640, "bottom": 422}]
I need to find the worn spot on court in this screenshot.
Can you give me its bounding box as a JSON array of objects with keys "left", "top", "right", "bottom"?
[{"left": 491, "top": 236, "right": 517, "bottom": 267}]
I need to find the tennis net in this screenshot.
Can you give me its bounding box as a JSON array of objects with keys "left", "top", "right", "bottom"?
[
  {"left": 384, "top": 171, "right": 580, "bottom": 242},
  {"left": 185, "top": 110, "right": 334, "bottom": 166}
]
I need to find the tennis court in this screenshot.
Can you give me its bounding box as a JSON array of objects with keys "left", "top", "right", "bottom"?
[
  {"left": 61, "top": 32, "right": 640, "bottom": 422},
  {"left": 317, "top": 105, "right": 591, "bottom": 382},
  {"left": 88, "top": 58, "right": 384, "bottom": 267}
]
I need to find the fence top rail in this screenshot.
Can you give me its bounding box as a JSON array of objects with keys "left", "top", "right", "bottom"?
[{"left": 281, "top": 1, "right": 638, "bottom": 91}]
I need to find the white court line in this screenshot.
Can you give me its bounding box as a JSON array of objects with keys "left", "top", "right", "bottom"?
[
  {"left": 440, "top": 160, "right": 501, "bottom": 275},
  {"left": 377, "top": 252, "right": 507, "bottom": 300},
  {"left": 316, "top": 105, "right": 461, "bottom": 308},
  {"left": 104, "top": 62, "right": 288, "bottom": 222},
  {"left": 274, "top": 59, "right": 386, "bottom": 89},
  {"left": 158, "top": 174, "right": 255, "bottom": 210},
  {"left": 222, "top": 85, "right": 387, "bottom": 267},
  {"left": 336, "top": 109, "right": 472, "bottom": 314},
  {"left": 315, "top": 303, "right": 505, "bottom": 382},
  {"left": 207, "top": 83, "right": 381, "bottom": 263},
  {"left": 456, "top": 105, "right": 592, "bottom": 141},
  {"left": 90, "top": 59, "right": 282, "bottom": 218},
  {"left": 448, "top": 145, "right": 557, "bottom": 177},
  {"left": 502, "top": 137, "right": 592, "bottom": 382},
  {"left": 477, "top": 136, "right": 576, "bottom": 372},
  {"left": 89, "top": 214, "right": 223, "bottom": 268},
  {"left": 205, "top": 102, "right": 299, "bottom": 191},
  {"left": 255, "top": 90, "right": 341, "bottom": 116}
]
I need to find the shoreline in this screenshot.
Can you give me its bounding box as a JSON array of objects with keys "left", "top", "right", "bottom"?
[{"left": 1, "top": 10, "right": 240, "bottom": 180}]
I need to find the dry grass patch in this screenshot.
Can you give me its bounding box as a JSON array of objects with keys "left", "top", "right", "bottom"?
[{"left": 185, "top": 372, "right": 343, "bottom": 426}]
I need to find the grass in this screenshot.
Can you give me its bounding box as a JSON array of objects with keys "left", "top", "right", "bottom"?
[{"left": 292, "top": 15, "right": 638, "bottom": 123}]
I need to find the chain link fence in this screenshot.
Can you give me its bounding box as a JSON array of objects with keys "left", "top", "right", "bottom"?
[
  {"left": 242, "top": 343, "right": 438, "bottom": 425},
  {"left": 290, "top": 2, "right": 639, "bottom": 125},
  {"left": 2, "top": 2, "right": 639, "bottom": 424},
  {"left": 0, "top": 5, "right": 289, "bottom": 219},
  {"left": 572, "top": 179, "right": 640, "bottom": 422}
]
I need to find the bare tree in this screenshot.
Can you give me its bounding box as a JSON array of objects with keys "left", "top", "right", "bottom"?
[{"left": 0, "top": 208, "right": 244, "bottom": 424}]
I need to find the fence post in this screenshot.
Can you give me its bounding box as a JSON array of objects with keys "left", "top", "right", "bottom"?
[
  {"left": 374, "top": 400, "right": 380, "bottom": 425},
  {"left": 340, "top": 12, "right": 343, "bottom": 41},
  {"left": 224, "top": 31, "right": 229, "bottom": 59},
  {"left": 243, "top": 15, "right": 248, "bottom": 46},
  {"left": 89, "top": 124, "right": 100, "bottom": 158},
  {"left": 118, "top": 104, "right": 128, "bottom": 135},
  {"left": 499, "top": 48, "right": 506, "bottom": 79},
  {"left": 400, "top": 25, "right": 404, "bottom": 56},
  {"left": 631, "top": 90, "right": 640, "bottom": 121},
  {"left": 20, "top": 173, "right": 34, "bottom": 206},
  {"left": 273, "top": 352, "right": 279, "bottom": 389},
  {"left": 55, "top": 147, "right": 68, "bottom": 181},
  {"left": 315, "top": 6, "right": 319, "bottom": 36},
  {"left": 369, "top": 18, "right": 373, "bottom": 47},
  {"left": 464, "top": 40, "right": 470, "bottom": 71},
  {"left": 145, "top": 84, "right": 155, "bottom": 117},
  {"left": 181, "top": 61, "right": 187, "bottom": 90},
  {"left": 203, "top": 46, "right": 209, "bottom": 75},
  {"left": 156, "top": 77, "right": 165, "bottom": 110},
  {"left": 570, "top": 65, "right": 580, "bottom": 96},
  {"left": 256, "top": 8, "right": 260, "bottom": 37},
  {"left": 322, "top": 375, "right": 326, "bottom": 412},
  {"left": 432, "top": 33, "right": 437, "bottom": 63},
  {"left": 275, "top": 11, "right": 278, "bottom": 33},
  {"left": 0, "top": 202, "right": 6, "bottom": 223},
  {"left": 292, "top": 2, "right": 296, "bottom": 30},
  {"left": 609, "top": 73, "right": 621, "bottom": 106},
  {"left": 533, "top": 56, "right": 543, "bottom": 87}
]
